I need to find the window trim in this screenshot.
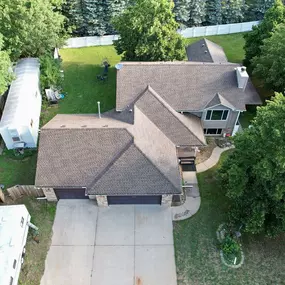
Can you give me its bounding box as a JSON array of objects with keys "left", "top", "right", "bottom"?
[{"left": 205, "top": 109, "right": 229, "bottom": 121}]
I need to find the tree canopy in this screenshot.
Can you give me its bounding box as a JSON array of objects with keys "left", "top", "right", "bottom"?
[
  {"left": 252, "top": 23, "right": 285, "bottom": 91},
  {"left": 112, "top": 0, "right": 185, "bottom": 61},
  {"left": 219, "top": 93, "right": 285, "bottom": 236},
  {"left": 0, "top": 0, "right": 67, "bottom": 60},
  {"left": 243, "top": 0, "right": 285, "bottom": 65},
  {"left": 0, "top": 34, "right": 13, "bottom": 95}
]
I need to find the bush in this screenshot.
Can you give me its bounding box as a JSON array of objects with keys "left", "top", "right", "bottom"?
[
  {"left": 221, "top": 235, "right": 240, "bottom": 256},
  {"left": 39, "top": 55, "right": 63, "bottom": 93}
]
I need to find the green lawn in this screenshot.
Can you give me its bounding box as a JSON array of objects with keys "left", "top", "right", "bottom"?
[
  {"left": 15, "top": 197, "right": 57, "bottom": 285},
  {"left": 0, "top": 150, "right": 37, "bottom": 189},
  {"left": 59, "top": 46, "right": 121, "bottom": 114},
  {"left": 174, "top": 151, "right": 285, "bottom": 285}
]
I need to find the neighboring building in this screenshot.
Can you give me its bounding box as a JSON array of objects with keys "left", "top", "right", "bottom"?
[
  {"left": 0, "top": 205, "right": 31, "bottom": 285},
  {"left": 0, "top": 58, "right": 41, "bottom": 150},
  {"left": 35, "top": 59, "right": 261, "bottom": 206},
  {"left": 186, "top": 38, "right": 228, "bottom": 63}
]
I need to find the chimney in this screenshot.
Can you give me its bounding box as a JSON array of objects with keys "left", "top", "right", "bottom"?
[{"left": 236, "top": 66, "right": 249, "bottom": 91}]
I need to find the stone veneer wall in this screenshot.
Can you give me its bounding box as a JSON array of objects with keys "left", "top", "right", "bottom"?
[
  {"left": 96, "top": 195, "right": 108, "bottom": 206},
  {"left": 161, "top": 194, "right": 173, "bottom": 206},
  {"left": 42, "top": 188, "right": 58, "bottom": 201}
]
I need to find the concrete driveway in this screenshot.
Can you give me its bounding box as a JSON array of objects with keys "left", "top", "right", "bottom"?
[{"left": 41, "top": 200, "right": 177, "bottom": 285}]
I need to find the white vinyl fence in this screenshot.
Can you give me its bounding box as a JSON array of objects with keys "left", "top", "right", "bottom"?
[{"left": 63, "top": 21, "right": 259, "bottom": 49}]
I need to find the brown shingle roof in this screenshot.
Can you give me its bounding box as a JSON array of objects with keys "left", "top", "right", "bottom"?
[
  {"left": 35, "top": 113, "right": 182, "bottom": 195},
  {"left": 116, "top": 62, "right": 261, "bottom": 112},
  {"left": 186, "top": 38, "right": 228, "bottom": 63},
  {"left": 35, "top": 128, "right": 133, "bottom": 188},
  {"left": 204, "top": 93, "right": 236, "bottom": 110},
  {"left": 88, "top": 144, "right": 180, "bottom": 195},
  {"left": 135, "top": 86, "right": 205, "bottom": 145}
]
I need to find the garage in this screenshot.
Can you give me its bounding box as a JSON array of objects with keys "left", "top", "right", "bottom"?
[
  {"left": 107, "top": 195, "right": 162, "bottom": 205},
  {"left": 54, "top": 188, "right": 88, "bottom": 199}
]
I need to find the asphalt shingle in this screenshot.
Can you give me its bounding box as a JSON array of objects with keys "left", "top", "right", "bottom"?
[{"left": 116, "top": 62, "right": 261, "bottom": 112}]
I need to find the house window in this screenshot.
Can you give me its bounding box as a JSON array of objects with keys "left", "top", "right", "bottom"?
[
  {"left": 13, "top": 259, "right": 17, "bottom": 269},
  {"left": 204, "top": 128, "right": 222, "bottom": 135},
  {"left": 20, "top": 217, "right": 24, "bottom": 227},
  {"left": 205, "top": 110, "right": 229, "bottom": 121},
  {"left": 12, "top": 137, "right": 20, "bottom": 142},
  {"left": 30, "top": 119, "right": 33, "bottom": 127}
]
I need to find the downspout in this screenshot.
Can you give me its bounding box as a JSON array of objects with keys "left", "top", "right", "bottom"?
[{"left": 233, "top": 110, "right": 241, "bottom": 135}]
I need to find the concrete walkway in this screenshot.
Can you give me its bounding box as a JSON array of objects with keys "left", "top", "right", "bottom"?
[
  {"left": 172, "top": 146, "right": 234, "bottom": 221},
  {"left": 172, "top": 172, "right": 200, "bottom": 221},
  {"left": 196, "top": 146, "right": 234, "bottom": 173}
]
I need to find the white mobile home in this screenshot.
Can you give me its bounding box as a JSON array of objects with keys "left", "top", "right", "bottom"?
[
  {"left": 0, "top": 205, "right": 31, "bottom": 285},
  {"left": 0, "top": 58, "right": 41, "bottom": 149}
]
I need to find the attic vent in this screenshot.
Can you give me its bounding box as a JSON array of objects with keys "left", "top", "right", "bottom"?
[
  {"left": 60, "top": 125, "right": 66, "bottom": 128},
  {"left": 103, "top": 125, "right": 108, "bottom": 128},
  {"left": 81, "top": 125, "right": 87, "bottom": 128}
]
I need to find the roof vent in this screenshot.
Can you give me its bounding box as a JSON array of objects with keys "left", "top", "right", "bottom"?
[
  {"left": 103, "top": 125, "right": 108, "bottom": 128},
  {"left": 202, "top": 44, "right": 205, "bottom": 47},
  {"left": 129, "top": 109, "right": 133, "bottom": 112},
  {"left": 236, "top": 66, "right": 249, "bottom": 91},
  {"left": 81, "top": 125, "right": 87, "bottom": 128},
  {"left": 60, "top": 125, "right": 66, "bottom": 128},
  {"left": 205, "top": 50, "right": 208, "bottom": 54},
  {"left": 115, "top": 63, "right": 123, "bottom": 70}
]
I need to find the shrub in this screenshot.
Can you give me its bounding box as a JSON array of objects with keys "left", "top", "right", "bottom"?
[
  {"left": 221, "top": 235, "right": 240, "bottom": 256},
  {"left": 39, "top": 55, "right": 63, "bottom": 93}
]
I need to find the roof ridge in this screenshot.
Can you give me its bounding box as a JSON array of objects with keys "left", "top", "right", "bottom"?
[
  {"left": 132, "top": 142, "right": 181, "bottom": 192},
  {"left": 202, "top": 38, "right": 214, "bottom": 62},
  {"left": 88, "top": 138, "right": 134, "bottom": 189},
  {"left": 147, "top": 86, "right": 206, "bottom": 145},
  {"left": 118, "top": 61, "right": 238, "bottom": 66}
]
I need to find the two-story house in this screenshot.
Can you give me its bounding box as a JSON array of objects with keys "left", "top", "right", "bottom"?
[{"left": 35, "top": 40, "right": 261, "bottom": 206}]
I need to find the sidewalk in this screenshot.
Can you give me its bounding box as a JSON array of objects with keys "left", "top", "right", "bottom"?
[
  {"left": 196, "top": 146, "right": 234, "bottom": 173},
  {"left": 172, "top": 146, "right": 234, "bottom": 221},
  {"left": 172, "top": 172, "right": 200, "bottom": 221}
]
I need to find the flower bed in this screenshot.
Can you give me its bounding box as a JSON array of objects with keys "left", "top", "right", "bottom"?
[{"left": 216, "top": 224, "right": 245, "bottom": 268}]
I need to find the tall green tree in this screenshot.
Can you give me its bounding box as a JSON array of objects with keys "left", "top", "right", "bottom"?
[
  {"left": 206, "top": 0, "right": 223, "bottom": 25},
  {"left": 62, "top": 0, "right": 86, "bottom": 36},
  {"left": 252, "top": 23, "right": 285, "bottom": 91},
  {"left": 174, "top": 0, "right": 192, "bottom": 26},
  {"left": 243, "top": 0, "right": 285, "bottom": 65},
  {"left": 174, "top": 0, "right": 206, "bottom": 27},
  {"left": 219, "top": 93, "right": 285, "bottom": 236},
  {"left": 188, "top": 0, "right": 207, "bottom": 26},
  {"left": 0, "top": 34, "right": 13, "bottom": 95},
  {"left": 246, "top": 0, "right": 275, "bottom": 20},
  {"left": 105, "top": 0, "right": 130, "bottom": 34},
  {"left": 113, "top": 0, "right": 185, "bottom": 61},
  {"left": 221, "top": 0, "right": 245, "bottom": 24},
  {"left": 0, "top": 0, "right": 67, "bottom": 60}
]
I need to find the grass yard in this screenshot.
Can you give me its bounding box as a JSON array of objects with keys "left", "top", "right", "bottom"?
[
  {"left": 174, "top": 151, "right": 285, "bottom": 285},
  {"left": 58, "top": 46, "right": 121, "bottom": 114},
  {"left": 0, "top": 150, "right": 37, "bottom": 189},
  {"left": 12, "top": 197, "right": 57, "bottom": 285}
]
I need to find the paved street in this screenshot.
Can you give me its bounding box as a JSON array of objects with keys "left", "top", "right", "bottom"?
[{"left": 41, "top": 200, "right": 177, "bottom": 285}]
